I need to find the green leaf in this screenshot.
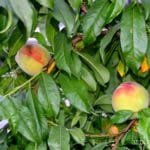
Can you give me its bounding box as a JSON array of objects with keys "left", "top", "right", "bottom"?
[
  {"left": 58, "top": 73, "right": 91, "bottom": 113},
  {"left": 106, "top": 0, "right": 126, "bottom": 23},
  {"left": 26, "top": 89, "right": 48, "bottom": 140},
  {"left": 141, "top": 0, "right": 150, "bottom": 20},
  {"left": 36, "top": 0, "right": 54, "bottom": 9},
  {"left": 94, "top": 94, "right": 113, "bottom": 113},
  {"left": 75, "top": 51, "right": 110, "bottom": 86},
  {"left": 52, "top": 0, "right": 76, "bottom": 36},
  {"left": 69, "top": 128, "right": 85, "bottom": 145},
  {"left": 111, "top": 110, "right": 133, "bottom": 124},
  {"left": 8, "top": 25, "right": 26, "bottom": 57},
  {"left": 48, "top": 126, "right": 70, "bottom": 150},
  {"left": 8, "top": 0, "right": 37, "bottom": 36},
  {"left": 99, "top": 24, "right": 120, "bottom": 63},
  {"left": 17, "top": 90, "right": 48, "bottom": 143},
  {"left": 0, "top": 97, "right": 19, "bottom": 133},
  {"left": 70, "top": 52, "right": 82, "bottom": 78},
  {"left": 146, "top": 33, "right": 150, "bottom": 65},
  {"left": 54, "top": 33, "right": 71, "bottom": 75},
  {"left": 138, "top": 109, "right": 150, "bottom": 150},
  {"left": 83, "top": 0, "right": 111, "bottom": 44},
  {"left": 90, "top": 142, "right": 111, "bottom": 150},
  {"left": 81, "top": 66, "right": 97, "bottom": 92},
  {"left": 38, "top": 73, "right": 60, "bottom": 117},
  {"left": 120, "top": 5, "right": 148, "bottom": 72},
  {"left": 67, "top": 0, "right": 82, "bottom": 12},
  {"left": 46, "top": 16, "right": 57, "bottom": 51}
]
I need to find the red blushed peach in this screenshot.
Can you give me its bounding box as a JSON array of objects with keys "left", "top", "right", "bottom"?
[
  {"left": 15, "top": 42, "right": 51, "bottom": 76},
  {"left": 112, "top": 82, "right": 150, "bottom": 113}
]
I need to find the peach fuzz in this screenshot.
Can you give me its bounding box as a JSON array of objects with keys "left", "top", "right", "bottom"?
[
  {"left": 15, "top": 42, "right": 51, "bottom": 76},
  {"left": 112, "top": 82, "right": 150, "bottom": 113}
]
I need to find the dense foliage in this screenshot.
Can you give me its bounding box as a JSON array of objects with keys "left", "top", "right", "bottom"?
[{"left": 0, "top": 0, "right": 150, "bottom": 149}]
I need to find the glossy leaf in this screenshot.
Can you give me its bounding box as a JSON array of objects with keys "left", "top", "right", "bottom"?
[
  {"left": 120, "top": 6, "right": 148, "bottom": 72},
  {"left": 107, "top": 0, "right": 126, "bottom": 23},
  {"left": 58, "top": 73, "right": 91, "bottom": 113},
  {"left": 54, "top": 33, "right": 71, "bottom": 75},
  {"left": 38, "top": 73, "right": 60, "bottom": 117},
  {"left": 36, "top": 0, "right": 54, "bottom": 9},
  {"left": 8, "top": 0, "right": 37, "bottom": 36},
  {"left": 48, "top": 126, "right": 70, "bottom": 150},
  {"left": 69, "top": 128, "right": 85, "bottom": 145},
  {"left": 75, "top": 51, "right": 110, "bottom": 85},
  {"left": 52, "top": 0, "right": 76, "bottom": 36},
  {"left": 83, "top": 0, "right": 111, "bottom": 44},
  {"left": 111, "top": 110, "right": 133, "bottom": 124},
  {"left": 138, "top": 109, "right": 150, "bottom": 150}
]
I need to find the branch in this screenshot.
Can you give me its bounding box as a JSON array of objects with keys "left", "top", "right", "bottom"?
[{"left": 111, "top": 119, "right": 137, "bottom": 150}]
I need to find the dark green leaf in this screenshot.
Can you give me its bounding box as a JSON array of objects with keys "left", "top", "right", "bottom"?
[
  {"left": 8, "top": 26, "right": 26, "bottom": 57},
  {"left": 70, "top": 52, "right": 82, "bottom": 78},
  {"left": 36, "top": 0, "right": 54, "bottom": 9},
  {"left": 52, "top": 0, "right": 76, "bottom": 36},
  {"left": 58, "top": 73, "right": 91, "bottom": 113},
  {"left": 38, "top": 73, "right": 60, "bottom": 117},
  {"left": 8, "top": 0, "right": 37, "bottom": 36},
  {"left": 138, "top": 110, "right": 150, "bottom": 149},
  {"left": 48, "top": 126, "right": 70, "bottom": 150},
  {"left": 120, "top": 6, "right": 148, "bottom": 72},
  {"left": 111, "top": 110, "right": 133, "bottom": 124},
  {"left": 81, "top": 66, "right": 97, "bottom": 91},
  {"left": 83, "top": 0, "right": 111, "bottom": 44},
  {"left": 54, "top": 33, "right": 71, "bottom": 75},
  {"left": 99, "top": 24, "right": 120, "bottom": 63},
  {"left": 94, "top": 94, "right": 113, "bottom": 113},
  {"left": 69, "top": 128, "right": 85, "bottom": 145},
  {"left": 75, "top": 51, "right": 110, "bottom": 85}
]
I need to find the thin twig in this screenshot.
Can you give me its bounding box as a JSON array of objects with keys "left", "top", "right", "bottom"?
[{"left": 111, "top": 119, "right": 137, "bottom": 150}]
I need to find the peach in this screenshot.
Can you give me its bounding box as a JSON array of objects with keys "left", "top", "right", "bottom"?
[
  {"left": 15, "top": 41, "right": 51, "bottom": 76},
  {"left": 112, "top": 82, "right": 149, "bottom": 113}
]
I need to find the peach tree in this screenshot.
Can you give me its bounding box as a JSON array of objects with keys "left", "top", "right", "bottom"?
[{"left": 0, "top": 0, "right": 150, "bottom": 149}]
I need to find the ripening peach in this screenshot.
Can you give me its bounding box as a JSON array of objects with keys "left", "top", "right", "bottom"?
[
  {"left": 15, "top": 42, "right": 51, "bottom": 76},
  {"left": 108, "top": 125, "right": 119, "bottom": 136},
  {"left": 112, "top": 82, "right": 149, "bottom": 113}
]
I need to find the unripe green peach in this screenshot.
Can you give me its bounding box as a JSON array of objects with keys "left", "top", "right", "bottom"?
[
  {"left": 112, "top": 82, "right": 149, "bottom": 113},
  {"left": 15, "top": 41, "right": 51, "bottom": 76}
]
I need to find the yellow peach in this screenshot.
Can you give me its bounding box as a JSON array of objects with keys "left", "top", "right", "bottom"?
[
  {"left": 15, "top": 42, "right": 50, "bottom": 76},
  {"left": 112, "top": 82, "right": 149, "bottom": 113}
]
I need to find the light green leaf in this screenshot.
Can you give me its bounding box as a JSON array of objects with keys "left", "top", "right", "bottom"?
[
  {"left": 68, "top": 0, "right": 82, "bottom": 12},
  {"left": 58, "top": 73, "right": 91, "bottom": 113},
  {"left": 36, "top": 0, "right": 54, "bottom": 9},
  {"left": 48, "top": 126, "right": 70, "bottom": 150},
  {"left": 8, "top": 0, "right": 37, "bottom": 36},
  {"left": 107, "top": 0, "right": 126, "bottom": 23},
  {"left": 38, "top": 73, "right": 60, "bottom": 117},
  {"left": 75, "top": 51, "right": 110, "bottom": 86},
  {"left": 69, "top": 128, "right": 85, "bottom": 145},
  {"left": 141, "top": 0, "right": 150, "bottom": 20},
  {"left": 111, "top": 110, "right": 133, "bottom": 124},
  {"left": 54, "top": 33, "right": 71, "bottom": 75},
  {"left": 83, "top": 0, "right": 111, "bottom": 44},
  {"left": 120, "top": 6, "right": 148, "bottom": 72}
]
